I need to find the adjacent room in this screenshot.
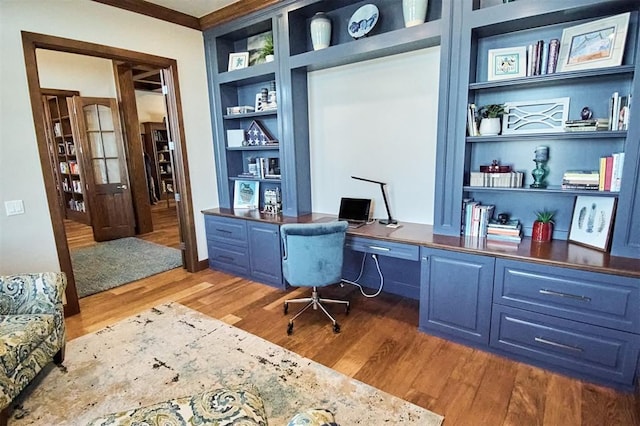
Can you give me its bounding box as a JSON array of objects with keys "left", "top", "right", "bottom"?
[{"left": 1, "top": 0, "right": 639, "bottom": 425}]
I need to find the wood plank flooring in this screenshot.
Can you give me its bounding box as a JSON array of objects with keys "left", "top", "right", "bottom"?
[{"left": 63, "top": 209, "right": 640, "bottom": 425}]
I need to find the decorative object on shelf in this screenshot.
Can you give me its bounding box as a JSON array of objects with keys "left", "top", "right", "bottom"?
[
  {"left": 480, "top": 160, "right": 511, "bottom": 173},
  {"left": 568, "top": 196, "right": 617, "bottom": 251},
  {"left": 348, "top": 4, "right": 379, "bottom": 40},
  {"left": 258, "top": 31, "right": 275, "bottom": 62},
  {"left": 532, "top": 210, "right": 555, "bottom": 242},
  {"left": 478, "top": 104, "right": 505, "bottom": 136},
  {"left": 255, "top": 87, "right": 277, "bottom": 112},
  {"left": 497, "top": 212, "right": 509, "bottom": 224},
  {"left": 233, "top": 180, "right": 259, "bottom": 210},
  {"left": 226, "top": 105, "right": 255, "bottom": 115},
  {"left": 487, "top": 46, "right": 527, "bottom": 81},
  {"left": 226, "top": 129, "right": 245, "bottom": 148},
  {"left": 581, "top": 106, "right": 593, "bottom": 120},
  {"left": 262, "top": 187, "right": 282, "bottom": 215},
  {"left": 530, "top": 145, "right": 549, "bottom": 189},
  {"left": 558, "top": 12, "right": 630, "bottom": 72},
  {"left": 310, "top": 12, "right": 331, "bottom": 50},
  {"left": 402, "top": 0, "right": 428, "bottom": 28},
  {"left": 502, "top": 97, "right": 569, "bottom": 134},
  {"left": 245, "top": 120, "right": 277, "bottom": 146},
  {"left": 228, "top": 52, "right": 249, "bottom": 71}
]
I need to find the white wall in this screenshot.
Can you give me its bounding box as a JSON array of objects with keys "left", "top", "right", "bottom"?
[
  {"left": 37, "top": 50, "right": 117, "bottom": 97},
  {"left": 136, "top": 91, "right": 166, "bottom": 124},
  {"left": 308, "top": 47, "right": 439, "bottom": 224},
  {"left": 0, "top": 0, "right": 217, "bottom": 273}
]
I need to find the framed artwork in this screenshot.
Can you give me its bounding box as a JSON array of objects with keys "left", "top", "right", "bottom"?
[
  {"left": 568, "top": 196, "right": 617, "bottom": 252},
  {"left": 233, "top": 180, "right": 259, "bottom": 209},
  {"left": 488, "top": 46, "right": 527, "bottom": 81},
  {"left": 502, "top": 97, "right": 569, "bottom": 134},
  {"left": 558, "top": 12, "right": 630, "bottom": 72},
  {"left": 228, "top": 52, "right": 249, "bottom": 71}
]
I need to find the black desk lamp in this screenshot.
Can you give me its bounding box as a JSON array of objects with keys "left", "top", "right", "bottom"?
[{"left": 351, "top": 176, "right": 398, "bottom": 225}]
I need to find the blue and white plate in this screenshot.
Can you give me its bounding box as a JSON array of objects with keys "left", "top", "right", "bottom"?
[{"left": 348, "top": 4, "right": 379, "bottom": 39}]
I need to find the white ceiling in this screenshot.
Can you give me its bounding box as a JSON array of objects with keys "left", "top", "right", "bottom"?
[{"left": 143, "top": 0, "right": 241, "bottom": 18}]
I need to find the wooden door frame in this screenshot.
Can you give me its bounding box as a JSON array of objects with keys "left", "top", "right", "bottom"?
[{"left": 21, "top": 31, "right": 200, "bottom": 315}]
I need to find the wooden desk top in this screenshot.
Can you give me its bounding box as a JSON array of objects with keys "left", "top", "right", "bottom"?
[{"left": 202, "top": 208, "right": 640, "bottom": 278}]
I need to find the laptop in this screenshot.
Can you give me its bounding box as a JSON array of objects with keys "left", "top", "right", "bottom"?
[{"left": 338, "top": 197, "right": 372, "bottom": 228}]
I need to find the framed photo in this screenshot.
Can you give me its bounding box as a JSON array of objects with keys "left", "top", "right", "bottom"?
[
  {"left": 228, "top": 52, "right": 249, "bottom": 71},
  {"left": 488, "top": 46, "right": 527, "bottom": 81},
  {"left": 558, "top": 12, "right": 630, "bottom": 72},
  {"left": 233, "top": 180, "right": 259, "bottom": 209},
  {"left": 568, "top": 196, "right": 617, "bottom": 252}
]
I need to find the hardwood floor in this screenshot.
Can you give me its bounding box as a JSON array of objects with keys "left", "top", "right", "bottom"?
[{"left": 63, "top": 212, "right": 640, "bottom": 425}]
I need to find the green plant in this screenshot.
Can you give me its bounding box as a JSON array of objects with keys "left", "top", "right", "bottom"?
[
  {"left": 257, "top": 33, "right": 274, "bottom": 61},
  {"left": 535, "top": 210, "right": 555, "bottom": 224},
  {"left": 479, "top": 104, "right": 505, "bottom": 118}
]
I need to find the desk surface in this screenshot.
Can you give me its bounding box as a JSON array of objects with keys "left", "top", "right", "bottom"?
[{"left": 202, "top": 208, "right": 640, "bottom": 278}]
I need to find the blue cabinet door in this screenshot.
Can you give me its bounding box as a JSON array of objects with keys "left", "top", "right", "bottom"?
[
  {"left": 420, "top": 247, "right": 495, "bottom": 345},
  {"left": 248, "top": 222, "right": 283, "bottom": 288}
]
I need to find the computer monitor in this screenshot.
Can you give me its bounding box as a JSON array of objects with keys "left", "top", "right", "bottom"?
[{"left": 338, "top": 197, "right": 372, "bottom": 224}]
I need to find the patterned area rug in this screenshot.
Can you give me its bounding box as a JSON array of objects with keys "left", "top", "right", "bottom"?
[
  {"left": 71, "top": 237, "right": 182, "bottom": 297},
  {"left": 11, "top": 303, "right": 443, "bottom": 425}
]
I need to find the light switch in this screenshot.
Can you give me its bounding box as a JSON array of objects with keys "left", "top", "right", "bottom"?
[{"left": 5, "top": 200, "right": 25, "bottom": 216}]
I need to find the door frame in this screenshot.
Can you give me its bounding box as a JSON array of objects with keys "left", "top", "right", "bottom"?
[{"left": 21, "top": 31, "right": 200, "bottom": 315}]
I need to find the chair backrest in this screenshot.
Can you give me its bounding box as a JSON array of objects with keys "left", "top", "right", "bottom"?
[{"left": 280, "top": 221, "right": 349, "bottom": 288}]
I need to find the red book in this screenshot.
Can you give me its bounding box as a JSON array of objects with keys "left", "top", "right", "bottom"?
[{"left": 604, "top": 156, "right": 613, "bottom": 191}]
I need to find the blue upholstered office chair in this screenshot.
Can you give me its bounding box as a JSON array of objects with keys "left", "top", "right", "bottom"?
[{"left": 281, "top": 221, "right": 350, "bottom": 335}]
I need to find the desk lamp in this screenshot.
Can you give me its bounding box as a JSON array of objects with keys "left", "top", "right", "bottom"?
[{"left": 351, "top": 176, "right": 397, "bottom": 225}]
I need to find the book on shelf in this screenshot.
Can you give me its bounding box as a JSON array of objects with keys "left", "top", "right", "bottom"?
[
  {"left": 486, "top": 233, "right": 522, "bottom": 243},
  {"left": 467, "top": 104, "right": 478, "bottom": 136},
  {"left": 526, "top": 38, "right": 560, "bottom": 77},
  {"left": 564, "top": 118, "right": 609, "bottom": 132},
  {"left": 546, "top": 39, "right": 560, "bottom": 74},
  {"left": 612, "top": 152, "right": 625, "bottom": 192},
  {"left": 609, "top": 92, "right": 632, "bottom": 131},
  {"left": 464, "top": 202, "right": 494, "bottom": 238},
  {"left": 487, "top": 218, "right": 520, "bottom": 229}
]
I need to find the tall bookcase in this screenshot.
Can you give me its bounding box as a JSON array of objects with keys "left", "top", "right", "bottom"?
[
  {"left": 143, "top": 122, "right": 174, "bottom": 205},
  {"left": 434, "top": 0, "right": 640, "bottom": 258},
  {"left": 42, "top": 91, "right": 90, "bottom": 225},
  {"left": 204, "top": 0, "right": 444, "bottom": 216}
]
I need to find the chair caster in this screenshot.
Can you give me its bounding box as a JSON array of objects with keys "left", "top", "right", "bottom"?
[
  {"left": 345, "top": 302, "right": 350, "bottom": 315},
  {"left": 333, "top": 323, "right": 340, "bottom": 334},
  {"left": 284, "top": 302, "right": 288, "bottom": 315},
  {"left": 287, "top": 322, "right": 294, "bottom": 335}
]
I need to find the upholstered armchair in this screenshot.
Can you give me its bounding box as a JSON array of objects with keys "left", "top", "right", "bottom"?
[{"left": 0, "top": 272, "right": 67, "bottom": 423}]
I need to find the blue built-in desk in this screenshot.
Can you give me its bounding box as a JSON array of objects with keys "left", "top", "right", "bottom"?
[{"left": 202, "top": 208, "right": 640, "bottom": 391}]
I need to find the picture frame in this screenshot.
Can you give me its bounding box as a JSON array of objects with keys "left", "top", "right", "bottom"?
[
  {"left": 488, "top": 46, "right": 527, "bottom": 81},
  {"left": 228, "top": 52, "right": 249, "bottom": 71},
  {"left": 568, "top": 196, "right": 617, "bottom": 252},
  {"left": 558, "top": 12, "right": 630, "bottom": 72},
  {"left": 233, "top": 180, "right": 259, "bottom": 209}
]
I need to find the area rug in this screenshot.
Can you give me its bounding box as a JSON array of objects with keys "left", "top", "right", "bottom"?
[
  {"left": 10, "top": 302, "right": 443, "bottom": 425},
  {"left": 70, "top": 237, "right": 182, "bottom": 297}
]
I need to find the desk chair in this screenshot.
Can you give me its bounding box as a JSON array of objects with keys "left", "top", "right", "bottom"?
[{"left": 281, "top": 221, "right": 350, "bottom": 335}]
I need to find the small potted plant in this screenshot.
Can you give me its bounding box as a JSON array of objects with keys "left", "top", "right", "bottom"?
[
  {"left": 478, "top": 104, "right": 505, "bottom": 136},
  {"left": 532, "top": 210, "right": 555, "bottom": 242},
  {"left": 258, "top": 33, "right": 274, "bottom": 63}
]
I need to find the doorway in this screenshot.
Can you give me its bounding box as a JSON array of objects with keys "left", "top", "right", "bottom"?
[{"left": 22, "top": 31, "right": 200, "bottom": 315}]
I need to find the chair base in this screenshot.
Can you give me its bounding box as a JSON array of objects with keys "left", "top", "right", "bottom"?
[{"left": 284, "top": 286, "right": 349, "bottom": 335}]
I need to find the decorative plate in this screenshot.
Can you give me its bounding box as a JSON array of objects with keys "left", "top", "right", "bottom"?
[{"left": 348, "top": 4, "right": 379, "bottom": 39}]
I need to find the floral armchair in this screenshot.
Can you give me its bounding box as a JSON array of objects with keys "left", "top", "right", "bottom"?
[{"left": 0, "top": 272, "right": 66, "bottom": 422}]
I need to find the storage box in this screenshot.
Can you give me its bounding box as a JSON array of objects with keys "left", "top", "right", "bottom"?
[{"left": 226, "top": 105, "right": 254, "bottom": 115}]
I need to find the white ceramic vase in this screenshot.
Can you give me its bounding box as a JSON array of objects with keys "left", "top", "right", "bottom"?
[
  {"left": 402, "top": 0, "right": 428, "bottom": 27},
  {"left": 310, "top": 12, "right": 331, "bottom": 50},
  {"left": 479, "top": 117, "right": 502, "bottom": 136}
]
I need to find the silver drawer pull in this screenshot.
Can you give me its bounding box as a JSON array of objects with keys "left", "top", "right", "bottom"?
[
  {"left": 539, "top": 289, "right": 591, "bottom": 302},
  {"left": 367, "top": 245, "right": 390, "bottom": 251},
  {"left": 534, "top": 337, "right": 584, "bottom": 352},
  {"left": 216, "top": 228, "right": 232, "bottom": 234}
]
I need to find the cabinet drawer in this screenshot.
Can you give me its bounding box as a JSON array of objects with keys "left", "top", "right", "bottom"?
[
  {"left": 345, "top": 236, "right": 419, "bottom": 261},
  {"left": 491, "top": 305, "right": 640, "bottom": 388},
  {"left": 205, "top": 215, "right": 247, "bottom": 246},
  {"left": 208, "top": 244, "right": 249, "bottom": 276},
  {"left": 494, "top": 259, "right": 640, "bottom": 333}
]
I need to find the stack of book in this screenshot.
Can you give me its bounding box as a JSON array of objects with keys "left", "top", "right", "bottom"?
[
  {"left": 562, "top": 170, "right": 599, "bottom": 190},
  {"left": 486, "top": 219, "right": 522, "bottom": 246},
  {"left": 598, "top": 152, "right": 625, "bottom": 192},
  {"left": 463, "top": 201, "right": 494, "bottom": 237},
  {"left": 609, "top": 92, "right": 631, "bottom": 131},
  {"left": 564, "top": 119, "right": 610, "bottom": 132}
]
